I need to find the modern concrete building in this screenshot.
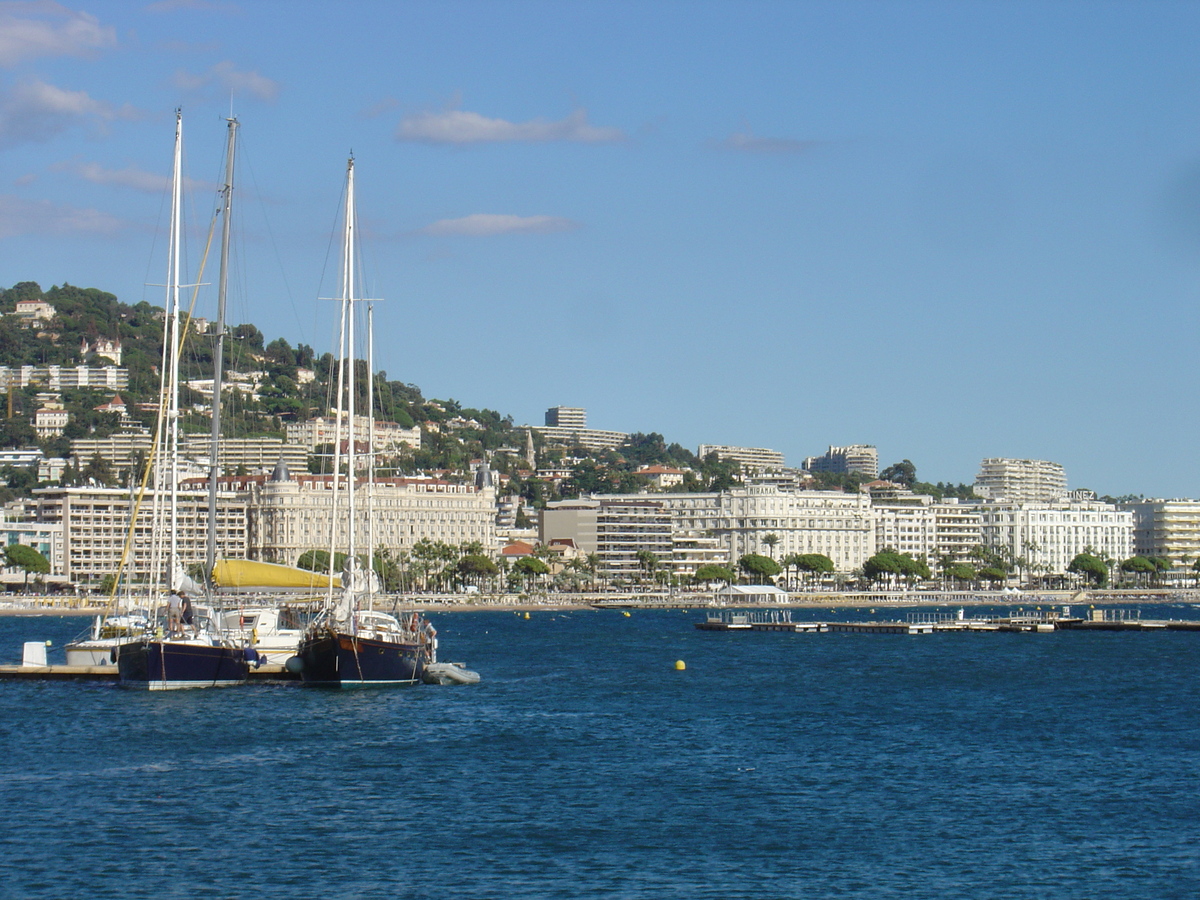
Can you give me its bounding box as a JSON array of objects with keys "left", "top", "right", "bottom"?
[
  {"left": 0, "top": 365, "right": 128, "bottom": 391},
  {"left": 0, "top": 515, "right": 64, "bottom": 575},
  {"left": 1124, "top": 499, "right": 1200, "bottom": 568},
  {"left": 32, "top": 486, "right": 249, "bottom": 586},
  {"left": 533, "top": 425, "right": 629, "bottom": 451},
  {"left": 696, "top": 444, "right": 786, "bottom": 473},
  {"left": 974, "top": 458, "right": 1067, "bottom": 504},
  {"left": 540, "top": 497, "right": 674, "bottom": 581},
  {"left": 804, "top": 444, "right": 879, "bottom": 479},
  {"left": 544, "top": 406, "right": 587, "bottom": 429}
]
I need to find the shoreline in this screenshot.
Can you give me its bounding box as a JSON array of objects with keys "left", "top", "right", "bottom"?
[{"left": 3, "top": 588, "right": 1199, "bottom": 617}]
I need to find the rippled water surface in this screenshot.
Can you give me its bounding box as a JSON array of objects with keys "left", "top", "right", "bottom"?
[{"left": 2, "top": 607, "right": 1199, "bottom": 899}]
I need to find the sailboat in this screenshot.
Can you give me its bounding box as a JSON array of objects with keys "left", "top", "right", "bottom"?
[
  {"left": 292, "top": 157, "right": 436, "bottom": 687},
  {"left": 115, "top": 111, "right": 251, "bottom": 689}
]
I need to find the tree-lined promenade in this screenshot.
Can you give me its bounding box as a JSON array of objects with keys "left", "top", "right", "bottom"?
[{"left": 6, "top": 587, "right": 1200, "bottom": 618}]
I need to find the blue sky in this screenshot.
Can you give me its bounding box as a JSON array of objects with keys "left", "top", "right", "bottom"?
[{"left": 3, "top": 0, "right": 1200, "bottom": 498}]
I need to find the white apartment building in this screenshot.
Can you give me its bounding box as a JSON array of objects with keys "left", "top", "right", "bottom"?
[
  {"left": 974, "top": 458, "right": 1067, "bottom": 504},
  {"left": 32, "top": 486, "right": 249, "bottom": 586},
  {"left": 285, "top": 416, "right": 421, "bottom": 453},
  {"left": 533, "top": 425, "right": 629, "bottom": 451},
  {"left": 697, "top": 445, "right": 786, "bottom": 473},
  {"left": 585, "top": 486, "right": 875, "bottom": 573},
  {"left": 241, "top": 466, "right": 496, "bottom": 567},
  {"left": 1124, "top": 499, "right": 1200, "bottom": 567},
  {"left": 871, "top": 492, "right": 983, "bottom": 565},
  {"left": 0, "top": 365, "right": 128, "bottom": 392},
  {"left": 979, "top": 501, "right": 1132, "bottom": 576}
]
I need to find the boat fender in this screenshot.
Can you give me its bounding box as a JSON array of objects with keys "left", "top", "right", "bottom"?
[
  {"left": 285, "top": 655, "right": 304, "bottom": 674},
  {"left": 110, "top": 647, "right": 118, "bottom": 664},
  {"left": 245, "top": 647, "right": 262, "bottom": 668}
]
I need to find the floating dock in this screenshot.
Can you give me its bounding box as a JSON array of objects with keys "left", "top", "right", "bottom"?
[
  {"left": 694, "top": 607, "right": 1200, "bottom": 635},
  {"left": 0, "top": 663, "right": 296, "bottom": 682}
]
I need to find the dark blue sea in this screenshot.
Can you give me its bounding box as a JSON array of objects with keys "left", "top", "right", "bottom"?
[{"left": 2, "top": 605, "right": 1199, "bottom": 899}]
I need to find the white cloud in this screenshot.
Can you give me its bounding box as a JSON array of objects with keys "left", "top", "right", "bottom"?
[
  {"left": 0, "top": 2, "right": 116, "bottom": 67},
  {"left": 718, "top": 128, "right": 819, "bottom": 154},
  {"left": 145, "top": 0, "right": 240, "bottom": 12},
  {"left": 420, "top": 214, "right": 579, "bottom": 237},
  {"left": 174, "top": 60, "right": 279, "bottom": 102},
  {"left": 0, "top": 192, "right": 122, "bottom": 237},
  {"left": 398, "top": 107, "right": 622, "bottom": 145},
  {"left": 0, "top": 79, "right": 132, "bottom": 148}
]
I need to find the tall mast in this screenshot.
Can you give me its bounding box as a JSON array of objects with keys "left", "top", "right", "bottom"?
[
  {"left": 167, "top": 109, "right": 184, "bottom": 580},
  {"left": 207, "top": 116, "right": 237, "bottom": 576},
  {"left": 367, "top": 301, "right": 376, "bottom": 609},
  {"left": 344, "top": 157, "right": 357, "bottom": 568}
]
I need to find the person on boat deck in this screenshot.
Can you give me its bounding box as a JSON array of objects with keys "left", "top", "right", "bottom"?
[
  {"left": 167, "top": 590, "right": 183, "bottom": 634},
  {"left": 180, "top": 592, "right": 195, "bottom": 633}
]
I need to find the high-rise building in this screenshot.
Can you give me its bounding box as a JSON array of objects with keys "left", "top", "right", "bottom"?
[
  {"left": 803, "top": 444, "right": 879, "bottom": 479},
  {"left": 541, "top": 498, "right": 674, "bottom": 580},
  {"left": 545, "top": 406, "right": 587, "bottom": 429},
  {"left": 697, "top": 444, "right": 785, "bottom": 473},
  {"left": 1124, "top": 499, "right": 1200, "bottom": 567},
  {"left": 973, "top": 458, "right": 1067, "bottom": 504}
]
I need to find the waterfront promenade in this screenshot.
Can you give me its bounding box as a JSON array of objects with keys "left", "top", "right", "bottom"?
[{"left": 4, "top": 587, "right": 1199, "bottom": 615}]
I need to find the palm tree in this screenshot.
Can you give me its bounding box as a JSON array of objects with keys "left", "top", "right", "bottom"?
[{"left": 762, "top": 533, "right": 781, "bottom": 559}]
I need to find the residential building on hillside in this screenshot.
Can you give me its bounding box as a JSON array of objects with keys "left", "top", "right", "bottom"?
[
  {"left": 10, "top": 299, "right": 55, "bottom": 324},
  {"left": 804, "top": 444, "right": 879, "bottom": 479},
  {"left": 545, "top": 406, "right": 587, "bottom": 429},
  {"left": 285, "top": 415, "right": 421, "bottom": 453},
  {"left": 636, "top": 465, "right": 685, "bottom": 490},
  {"left": 979, "top": 500, "right": 1132, "bottom": 577},
  {"left": 33, "top": 400, "right": 68, "bottom": 439},
  {"left": 697, "top": 444, "right": 785, "bottom": 473},
  {"left": 974, "top": 458, "right": 1067, "bottom": 504},
  {"left": 180, "top": 435, "right": 308, "bottom": 475},
  {"left": 1124, "top": 499, "right": 1200, "bottom": 567},
  {"left": 32, "top": 486, "right": 248, "bottom": 586},
  {"left": 0, "top": 365, "right": 128, "bottom": 391},
  {"left": 239, "top": 463, "right": 496, "bottom": 567},
  {"left": 533, "top": 425, "right": 629, "bottom": 451},
  {"left": 70, "top": 433, "right": 152, "bottom": 474},
  {"left": 80, "top": 337, "right": 122, "bottom": 365}
]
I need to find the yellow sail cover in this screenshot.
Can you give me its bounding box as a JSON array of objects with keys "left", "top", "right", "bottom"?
[{"left": 212, "top": 559, "right": 341, "bottom": 589}]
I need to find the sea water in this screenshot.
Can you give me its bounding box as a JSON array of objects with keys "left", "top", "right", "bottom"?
[{"left": 1, "top": 607, "right": 1198, "bottom": 899}]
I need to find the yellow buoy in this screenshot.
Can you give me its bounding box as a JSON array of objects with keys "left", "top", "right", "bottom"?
[
  {"left": 524, "top": 611, "right": 530, "bottom": 620},
  {"left": 622, "top": 611, "right": 631, "bottom": 617},
  {"left": 675, "top": 660, "right": 686, "bottom": 671}
]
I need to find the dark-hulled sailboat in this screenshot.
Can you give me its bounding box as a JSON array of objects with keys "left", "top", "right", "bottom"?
[
  {"left": 292, "top": 157, "right": 436, "bottom": 688},
  {"left": 116, "top": 112, "right": 250, "bottom": 689}
]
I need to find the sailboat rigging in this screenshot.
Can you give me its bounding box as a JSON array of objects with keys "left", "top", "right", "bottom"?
[
  {"left": 115, "top": 111, "right": 251, "bottom": 689},
  {"left": 292, "top": 156, "right": 436, "bottom": 687}
]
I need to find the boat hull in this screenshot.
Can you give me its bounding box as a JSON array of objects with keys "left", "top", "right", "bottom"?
[
  {"left": 296, "top": 629, "right": 425, "bottom": 687},
  {"left": 117, "top": 639, "right": 249, "bottom": 690}
]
